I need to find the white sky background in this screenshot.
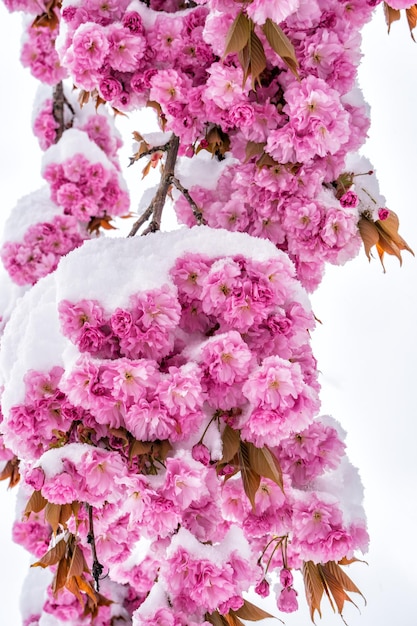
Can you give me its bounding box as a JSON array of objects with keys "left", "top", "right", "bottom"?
[{"left": 0, "top": 4, "right": 417, "bottom": 625}]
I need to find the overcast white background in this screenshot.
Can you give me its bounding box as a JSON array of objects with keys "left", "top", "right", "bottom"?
[{"left": 1, "top": 4, "right": 417, "bottom": 625}]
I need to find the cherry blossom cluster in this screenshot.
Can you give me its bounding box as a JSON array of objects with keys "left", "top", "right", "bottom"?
[
  {"left": 30, "top": 0, "right": 376, "bottom": 289},
  {"left": 42, "top": 128, "right": 130, "bottom": 221},
  {"left": 20, "top": 19, "right": 67, "bottom": 85},
  {"left": 32, "top": 84, "right": 124, "bottom": 163},
  {"left": 0, "top": 228, "right": 368, "bottom": 624},
  {"left": 0, "top": 187, "right": 88, "bottom": 287},
  {"left": 1, "top": 87, "right": 128, "bottom": 287}
]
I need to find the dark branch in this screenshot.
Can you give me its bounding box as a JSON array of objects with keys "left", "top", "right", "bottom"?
[
  {"left": 128, "top": 141, "right": 171, "bottom": 167},
  {"left": 128, "top": 135, "right": 180, "bottom": 237},
  {"left": 171, "top": 175, "right": 206, "bottom": 225},
  {"left": 86, "top": 504, "right": 104, "bottom": 592},
  {"left": 52, "top": 81, "right": 65, "bottom": 143}
]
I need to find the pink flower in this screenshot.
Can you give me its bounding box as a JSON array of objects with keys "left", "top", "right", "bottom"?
[
  {"left": 378, "top": 207, "right": 390, "bottom": 221},
  {"left": 340, "top": 191, "right": 359, "bottom": 208},
  {"left": 255, "top": 579, "right": 270, "bottom": 598},
  {"left": 277, "top": 587, "right": 298, "bottom": 613}
]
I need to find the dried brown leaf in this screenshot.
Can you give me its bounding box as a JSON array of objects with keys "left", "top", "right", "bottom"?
[
  {"left": 233, "top": 598, "right": 275, "bottom": 621},
  {"left": 245, "top": 141, "right": 266, "bottom": 163},
  {"left": 238, "top": 442, "right": 261, "bottom": 510},
  {"left": 358, "top": 217, "right": 379, "bottom": 261},
  {"left": 206, "top": 611, "right": 229, "bottom": 626},
  {"left": 56, "top": 558, "right": 70, "bottom": 596},
  {"left": 224, "top": 615, "right": 245, "bottom": 626},
  {"left": 221, "top": 425, "right": 241, "bottom": 463},
  {"left": 0, "top": 457, "right": 20, "bottom": 488},
  {"left": 223, "top": 11, "right": 251, "bottom": 57},
  {"left": 129, "top": 439, "right": 153, "bottom": 460},
  {"left": 247, "top": 31, "right": 267, "bottom": 88},
  {"left": 384, "top": 3, "right": 401, "bottom": 32},
  {"left": 72, "top": 575, "right": 98, "bottom": 605},
  {"left": 247, "top": 444, "right": 284, "bottom": 491},
  {"left": 32, "top": 537, "right": 67, "bottom": 569},
  {"left": 59, "top": 503, "right": 73, "bottom": 528},
  {"left": 24, "top": 489, "right": 48, "bottom": 517},
  {"left": 45, "top": 502, "right": 63, "bottom": 534},
  {"left": 406, "top": 6, "right": 417, "bottom": 40},
  {"left": 256, "top": 152, "right": 279, "bottom": 169},
  {"left": 302, "top": 561, "right": 324, "bottom": 622},
  {"left": 322, "top": 561, "right": 366, "bottom": 603},
  {"left": 262, "top": 19, "right": 299, "bottom": 77},
  {"left": 67, "top": 544, "right": 87, "bottom": 579},
  {"left": 318, "top": 564, "right": 359, "bottom": 616}
]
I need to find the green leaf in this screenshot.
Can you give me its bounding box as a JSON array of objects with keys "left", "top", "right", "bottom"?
[
  {"left": 262, "top": 19, "right": 299, "bottom": 77},
  {"left": 223, "top": 12, "right": 251, "bottom": 58}
]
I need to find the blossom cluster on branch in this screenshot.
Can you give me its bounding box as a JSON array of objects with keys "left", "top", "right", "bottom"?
[
  {"left": 1, "top": 229, "right": 368, "bottom": 625},
  {"left": 0, "top": 0, "right": 415, "bottom": 625}
]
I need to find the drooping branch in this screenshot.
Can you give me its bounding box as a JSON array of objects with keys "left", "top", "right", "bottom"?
[{"left": 86, "top": 504, "right": 104, "bottom": 592}]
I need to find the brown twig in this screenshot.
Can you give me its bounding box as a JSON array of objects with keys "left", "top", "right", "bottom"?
[
  {"left": 128, "top": 141, "right": 171, "bottom": 167},
  {"left": 52, "top": 81, "right": 65, "bottom": 143},
  {"left": 86, "top": 504, "right": 104, "bottom": 592},
  {"left": 171, "top": 175, "right": 206, "bottom": 225},
  {"left": 128, "top": 135, "right": 180, "bottom": 237}
]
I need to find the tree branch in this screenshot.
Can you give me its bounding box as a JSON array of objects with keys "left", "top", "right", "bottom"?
[
  {"left": 86, "top": 504, "right": 104, "bottom": 592},
  {"left": 171, "top": 175, "right": 206, "bottom": 225},
  {"left": 52, "top": 81, "right": 65, "bottom": 143},
  {"left": 128, "top": 135, "right": 180, "bottom": 237}
]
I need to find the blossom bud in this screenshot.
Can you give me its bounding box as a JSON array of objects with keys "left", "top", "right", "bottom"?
[
  {"left": 339, "top": 191, "right": 359, "bottom": 208},
  {"left": 25, "top": 466, "right": 45, "bottom": 491},
  {"left": 255, "top": 578, "right": 270, "bottom": 598},
  {"left": 279, "top": 568, "right": 293, "bottom": 588},
  {"left": 378, "top": 207, "right": 390, "bottom": 221},
  {"left": 191, "top": 443, "right": 211, "bottom": 466},
  {"left": 277, "top": 587, "right": 298, "bottom": 613}
]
